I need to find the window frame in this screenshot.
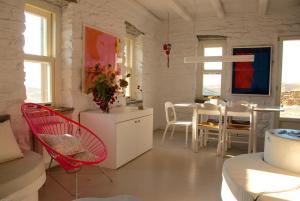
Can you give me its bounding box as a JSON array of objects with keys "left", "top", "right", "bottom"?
[
  {"left": 24, "top": 3, "right": 56, "bottom": 104},
  {"left": 277, "top": 36, "right": 300, "bottom": 121},
  {"left": 196, "top": 40, "right": 226, "bottom": 98}
]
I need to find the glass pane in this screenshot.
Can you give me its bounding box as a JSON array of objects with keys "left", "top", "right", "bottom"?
[
  {"left": 204, "top": 62, "right": 222, "bottom": 70},
  {"left": 204, "top": 47, "right": 223, "bottom": 70},
  {"left": 125, "top": 77, "right": 131, "bottom": 97},
  {"left": 24, "top": 12, "right": 47, "bottom": 56},
  {"left": 280, "top": 40, "right": 300, "bottom": 118},
  {"left": 204, "top": 47, "right": 222, "bottom": 56},
  {"left": 124, "top": 38, "right": 132, "bottom": 68},
  {"left": 203, "top": 74, "right": 221, "bottom": 96},
  {"left": 124, "top": 40, "right": 128, "bottom": 67},
  {"left": 24, "top": 61, "right": 51, "bottom": 103}
]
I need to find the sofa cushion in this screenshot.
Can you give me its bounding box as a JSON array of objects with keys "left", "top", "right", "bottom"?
[
  {"left": 0, "top": 120, "right": 23, "bottom": 163},
  {"left": 222, "top": 153, "right": 300, "bottom": 201},
  {"left": 0, "top": 151, "right": 45, "bottom": 198}
]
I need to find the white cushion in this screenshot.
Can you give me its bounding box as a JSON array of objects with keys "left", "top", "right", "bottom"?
[
  {"left": 0, "top": 120, "right": 23, "bottom": 163},
  {"left": 40, "top": 134, "right": 84, "bottom": 155}
]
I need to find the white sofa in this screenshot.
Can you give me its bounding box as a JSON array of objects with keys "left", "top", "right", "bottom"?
[
  {"left": 0, "top": 115, "right": 46, "bottom": 201},
  {"left": 222, "top": 153, "right": 300, "bottom": 201}
]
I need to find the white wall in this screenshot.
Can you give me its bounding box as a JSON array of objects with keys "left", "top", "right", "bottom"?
[
  {"left": 1, "top": 0, "right": 300, "bottom": 150},
  {"left": 156, "top": 10, "right": 300, "bottom": 149},
  {"left": 0, "top": 0, "right": 31, "bottom": 150},
  {"left": 60, "top": 0, "right": 163, "bottom": 129}
]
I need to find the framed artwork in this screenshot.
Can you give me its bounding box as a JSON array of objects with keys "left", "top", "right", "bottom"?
[
  {"left": 83, "top": 25, "right": 120, "bottom": 93},
  {"left": 231, "top": 46, "right": 271, "bottom": 95}
]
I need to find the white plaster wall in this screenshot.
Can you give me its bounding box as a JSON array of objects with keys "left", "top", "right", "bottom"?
[
  {"left": 0, "top": 0, "right": 30, "bottom": 149},
  {"left": 1, "top": 0, "right": 300, "bottom": 150},
  {"left": 156, "top": 10, "right": 300, "bottom": 149},
  {"left": 61, "top": 0, "right": 163, "bottom": 128}
]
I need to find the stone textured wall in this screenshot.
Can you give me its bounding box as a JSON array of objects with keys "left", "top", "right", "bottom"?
[
  {"left": 61, "top": 0, "right": 163, "bottom": 128},
  {"left": 156, "top": 10, "right": 300, "bottom": 149},
  {"left": 0, "top": 0, "right": 30, "bottom": 149},
  {"left": 1, "top": 0, "right": 300, "bottom": 150}
]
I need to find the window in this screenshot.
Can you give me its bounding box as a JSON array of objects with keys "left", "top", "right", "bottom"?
[
  {"left": 280, "top": 38, "right": 300, "bottom": 119},
  {"left": 124, "top": 37, "right": 134, "bottom": 98},
  {"left": 24, "top": 4, "right": 55, "bottom": 103},
  {"left": 198, "top": 44, "right": 224, "bottom": 97}
]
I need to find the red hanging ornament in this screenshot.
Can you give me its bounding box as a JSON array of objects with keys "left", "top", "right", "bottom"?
[{"left": 163, "top": 43, "right": 171, "bottom": 68}]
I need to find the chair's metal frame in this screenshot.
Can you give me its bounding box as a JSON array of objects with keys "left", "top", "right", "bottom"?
[{"left": 21, "top": 103, "right": 110, "bottom": 198}]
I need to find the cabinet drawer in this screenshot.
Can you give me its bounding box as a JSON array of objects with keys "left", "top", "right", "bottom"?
[{"left": 116, "top": 115, "right": 153, "bottom": 168}]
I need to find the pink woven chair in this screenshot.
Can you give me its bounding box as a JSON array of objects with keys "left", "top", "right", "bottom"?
[{"left": 21, "top": 103, "right": 108, "bottom": 198}]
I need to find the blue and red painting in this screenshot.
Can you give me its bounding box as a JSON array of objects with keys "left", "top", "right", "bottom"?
[{"left": 231, "top": 47, "right": 271, "bottom": 95}]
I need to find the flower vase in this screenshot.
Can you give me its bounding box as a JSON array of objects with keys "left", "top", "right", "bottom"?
[
  {"left": 97, "top": 100, "right": 110, "bottom": 113},
  {"left": 138, "top": 102, "right": 143, "bottom": 110},
  {"left": 103, "top": 105, "right": 110, "bottom": 113}
]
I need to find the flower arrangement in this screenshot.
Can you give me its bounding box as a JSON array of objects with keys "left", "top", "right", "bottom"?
[{"left": 87, "top": 63, "right": 130, "bottom": 113}]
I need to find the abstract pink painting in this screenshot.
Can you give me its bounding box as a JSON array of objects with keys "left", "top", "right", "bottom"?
[{"left": 83, "top": 26, "right": 120, "bottom": 93}]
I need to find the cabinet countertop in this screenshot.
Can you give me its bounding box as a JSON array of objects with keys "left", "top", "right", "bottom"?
[
  {"left": 80, "top": 107, "right": 153, "bottom": 123},
  {"left": 82, "top": 106, "right": 153, "bottom": 115}
]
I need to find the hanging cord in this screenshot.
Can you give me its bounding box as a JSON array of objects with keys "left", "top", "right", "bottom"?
[
  {"left": 163, "top": 12, "right": 171, "bottom": 68},
  {"left": 167, "top": 13, "right": 170, "bottom": 68},
  {"left": 167, "top": 13, "right": 170, "bottom": 43},
  {"left": 193, "top": 0, "right": 198, "bottom": 98},
  {"left": 193, "top": 0, "right": 197, "bottom": 58}
]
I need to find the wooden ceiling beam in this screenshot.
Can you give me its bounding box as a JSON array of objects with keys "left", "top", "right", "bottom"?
[
  {"left": 167, "top": 0, "right": 192, "bottom": 21},
  {"left": 132, "top": 0, "right": 163, "bottom": 23},
  {"left": 209, "top": 0, "right": 225, "bottom": 18},
  {"left": 258, "top": 0, "right": 269, "bottom": 16}
]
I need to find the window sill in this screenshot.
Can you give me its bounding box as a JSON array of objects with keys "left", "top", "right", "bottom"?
[
  {"left": 126, "top": 99, "right": 142, "bottom": 106},
  {"left": 46, "top": 105, "right": 74, "bottom": 114}
]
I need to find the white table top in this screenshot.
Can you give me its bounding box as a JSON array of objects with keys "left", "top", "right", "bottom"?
[
  {"left": 174, "top": 103, "right": 284, "bottom": 112},
  {"left": 253, "top": 106, "right": 284, "bottom": 112},
  {"left": 174, "top": 103, "right": 199, "bottom": 107}
]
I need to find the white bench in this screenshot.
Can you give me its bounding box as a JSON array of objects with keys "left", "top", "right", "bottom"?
[
  {"left": 0, "top": 114, "right": 46, "bottom": 201},
  {"left": 0, "top": 150, "right": 46, "bottom": 201},
  {"left": 222, "top": 153, "right": 300, "bottom": 201}
]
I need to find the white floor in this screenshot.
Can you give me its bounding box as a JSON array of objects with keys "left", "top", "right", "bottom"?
[{"left": 39, "top": 130, "right": 246, "bottom": 201}]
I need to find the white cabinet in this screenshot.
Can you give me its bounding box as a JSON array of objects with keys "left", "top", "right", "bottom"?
[{"left": 80, "top": 107, "right": 153, "bottom": 169}]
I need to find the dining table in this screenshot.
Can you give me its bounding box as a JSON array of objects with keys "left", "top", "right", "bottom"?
[{"left": 174, "top": 102, "right": 284, "bottom": 153}]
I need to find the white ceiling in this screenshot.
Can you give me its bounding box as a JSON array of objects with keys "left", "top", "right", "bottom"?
[{"left": 134, "top": 0, "right": 300, "bottom": 21}]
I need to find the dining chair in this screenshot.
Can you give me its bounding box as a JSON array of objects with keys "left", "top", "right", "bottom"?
[
  {"left": 161, "top": 101, "right": 192, "bottom": 146},
  {"left": 196, "top": 103, "right": 223, "bottom": 155},
  {"left": 207, "top": 98, "right": 227, "bottom": 107},
  {"left": 223, "top": 104, "right": 253, "bottom": 155}
]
